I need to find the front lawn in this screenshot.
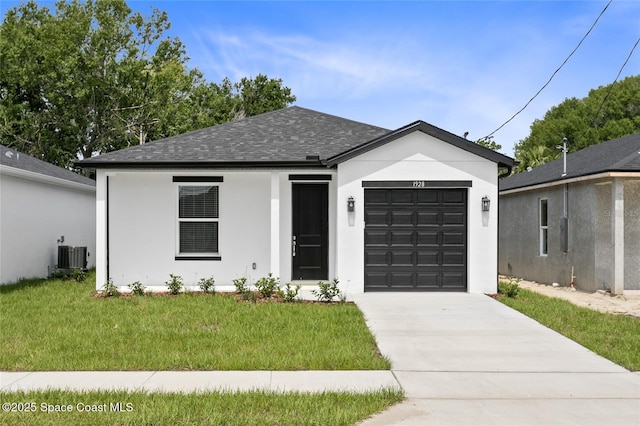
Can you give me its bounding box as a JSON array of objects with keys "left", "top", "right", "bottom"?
[
  {"left": 0, "top": 389, "right": 403, "bottom": 425},
  {"left": 498, "top": 288, "right": 640, "bottom": 371},
  {"left": 0, "top": 272, "right": 389, "bottom": 371}
]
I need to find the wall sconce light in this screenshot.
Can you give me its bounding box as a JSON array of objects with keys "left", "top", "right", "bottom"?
[
  {"left": 482, "top": 196, "right": 490, "bottom": 212},
  {"left": 347, "top": 196, "right": 355, "bottom": 212}
]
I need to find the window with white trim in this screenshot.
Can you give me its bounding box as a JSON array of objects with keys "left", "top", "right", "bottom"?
[
  {"left": 539, "top": 199, "right": 548, "bottom": 256},
  {"left": 178, "top": 185, "right": 219, "bottom": 254}
]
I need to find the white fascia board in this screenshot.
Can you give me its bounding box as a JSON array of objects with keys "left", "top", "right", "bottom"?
[
  {"left": 0, "top": 164, "right": 96, "bottom": 193},
  {"left": 499, "top": 172, "right": 640, "bottom": 196}
]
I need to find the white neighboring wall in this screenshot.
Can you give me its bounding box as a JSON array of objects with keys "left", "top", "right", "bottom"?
[
  {"left": 335, "top": 131, "right": 499, "bottom": 294},
  {"left": 0, "top": 167, "right": 96, "bottom": 284}
]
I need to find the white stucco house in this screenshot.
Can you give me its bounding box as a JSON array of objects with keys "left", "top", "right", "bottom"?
[
  {"left": 77, "top": 107, "right": 515, "bottom": 293},
  {"left": 0, "top": 144, "right": 96, "bottom": 285}
]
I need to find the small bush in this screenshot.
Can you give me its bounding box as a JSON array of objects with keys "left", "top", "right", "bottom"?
[
  {"left": 233, "top": 277, "right": 253, "bottom": 300},
  {"left": 166, "top": 274, "right": 184, "bottom": 295},
  {"left": 71, "top": 269, "right": 87, "bottom": 282},
  {"left": 255, "top": 273, "right": 279, "bottom": 298},
  {"left": 233, "top": 277, "right": 249, "bottom": 294},
  {"left": 102, "top": 279, "right": 120, "bottom": 297},
  {"left": 128, "top": 281, "right": 146, "bottom": 296},
  {"left": 312, "top": 278, "right": 343, "bottom": 302},
  {"left": 278, "top": 282, "right": 301, "bottom": 303},
  {"left": 198, "top": 276, "right": 215, "bottom": 293},
  {"left": 498, "top": 276, "right": 521, "bottom": 298}
]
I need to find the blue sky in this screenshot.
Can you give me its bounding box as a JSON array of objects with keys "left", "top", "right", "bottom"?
[{"left": 2, "top": 1, "right": 639, "bottom": 156}]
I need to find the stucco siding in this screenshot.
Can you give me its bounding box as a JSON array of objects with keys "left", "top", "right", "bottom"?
[
  {"left": 501, "top": 178, "right": 639, "bottom": 292},
  {"left": 104, "top": 171, "right": 272, "bottom": 290},
  {"left": 499, "top": 183, "right": 597, "bottom": 289},
  {"left": 0, "top": 172, "right": 95, "bottom": 284},
  {"left": 336, "top": 131, "right": 499, "bottom": 294},
  {"left": 97, "top": 169, "right": 338, "bottom": 292},
  {"left": 624, "top": 180, "right": 640, "bottom": 290}
]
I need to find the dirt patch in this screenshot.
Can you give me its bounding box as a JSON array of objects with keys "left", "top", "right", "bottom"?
[{"left": 502, "top": 276, "right": 640, "bottom": 318}]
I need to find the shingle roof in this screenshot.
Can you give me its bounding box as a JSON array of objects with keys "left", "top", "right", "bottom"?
[
  {"left": 77, "top": 106, "right": 517, "bottom": 170},
  {"left": 0, "top": 144, "right": 96, "bottom": 187},
  {"left": 500, "top": 133, "right": 640, "bottom": 191},
  {"left": 77, "top": 106, "right": 390, "bottom": 168}
]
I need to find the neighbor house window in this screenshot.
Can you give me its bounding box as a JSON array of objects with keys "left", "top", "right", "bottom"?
[
  {"left": 178, "top": 185, "right": 219, "bottom": 254},
  {"left": 539, "top": 199, "right": 548, "bottom": 256}
]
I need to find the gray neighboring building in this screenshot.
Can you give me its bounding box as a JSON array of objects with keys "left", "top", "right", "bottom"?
[{"left": 499, "top": 133, "right": 640, "bottom": 295}]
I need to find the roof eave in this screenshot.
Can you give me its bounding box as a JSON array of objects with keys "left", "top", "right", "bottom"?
[
  {"left": 326, "top": 121, "right": 516, "bottom": 167},
  {"left": 499, "top": 170, "right": 640, "bottom": 194},
  {"left": 75, "top": 160, "right": 333, "bottom": 170}
]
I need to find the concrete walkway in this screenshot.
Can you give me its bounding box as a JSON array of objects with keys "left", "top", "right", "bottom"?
[
  {"left": 352, "top": 293, "right": 640, "bottom": 426},
  {"left": 0, "top": 370, "right": 398, "bottom": 393}
]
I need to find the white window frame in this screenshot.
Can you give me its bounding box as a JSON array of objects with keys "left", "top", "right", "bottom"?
[
  {"left": 175, "top": 183, "right": 220, "bottom": 258},
  {"left": 539, "top": 198, "right": 548, "bottom": 256}
]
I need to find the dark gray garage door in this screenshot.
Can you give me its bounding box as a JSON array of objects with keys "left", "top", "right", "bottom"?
[{"left": 364, "top": 188, "right": 467, "bottom": 291}]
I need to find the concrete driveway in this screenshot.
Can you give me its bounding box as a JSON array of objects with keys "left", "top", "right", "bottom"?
[{"left": 352, "top": 292, "right": 640, "bottom": 426}]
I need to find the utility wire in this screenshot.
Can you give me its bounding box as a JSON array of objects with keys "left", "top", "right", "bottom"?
[
  {"left": 586, "top": 36, "right": 640, "bottom": 132},
  {"left": 483, "top": 0, "right": 612, "bottom": 139}
]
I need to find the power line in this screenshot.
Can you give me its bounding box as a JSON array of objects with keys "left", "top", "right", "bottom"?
[
  {"left": 586, "top": 36, "right": 640, "bottom": 131},
  {"left": 483, "top": 0, "right": 613, "bottom": 139}
]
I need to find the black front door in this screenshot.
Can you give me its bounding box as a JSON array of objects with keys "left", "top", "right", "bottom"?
[{"left": 292, "top": 183, "right": 328, "bottom": 280}]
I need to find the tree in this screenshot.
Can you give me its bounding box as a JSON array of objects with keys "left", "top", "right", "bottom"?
[
  {"left": 475, "top": 136, "right": 502, "bottom": 151},
  {"left": 0, "top": 0, "right": 296, "bottom": 168},
  {"left": 513, "top": 75, "right": 640, "bottom": 172}
]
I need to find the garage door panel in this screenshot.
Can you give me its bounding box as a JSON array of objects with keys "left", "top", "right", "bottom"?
[
  {"left": 443, "top": 212, "right": 465, "bottom": 225},
  {"left": 416, "top": 231, "right": 439, "bottom": 246},
  {"left": 364, "top": 188, "right": 467, "bottom": 292},
  {"left": 416, "top": 251, "right": 439, "bottom": 266},
  {"left": 364, "top": 190, "right": 389, "bottom": 205},
  {"left": 416, "top": 191, "right": 439, "bottom": 205},
  {"left": 365, "top": 211, "right": 389, "bottom": 226},
  {"left": 364, "top": 272, "right": 389, "bottom": 288},
  {"left": 442, "top": 272, "right": 465, "bottom": 288},
  {"left": 442, "top": 252, "right": 465, "bottom": 266},
  {"left": 442, "top": 232, "right": 464, "bottom": 246},
  {"left": 390, "top": 211, "right": 413, "bottom": 226},
  {"left": 390, "top": 251, "right": 414, "bottom": 266},
  {"left": 365, "top": 250, "right": 389, "bottom": 266},
  {"left": 365, "top": 230, "right": 389, "bottom": 246},
  {"left": 442, "top": 191, "right": 465, "bottom": 204},
  {"left": 390, "top": 190, "right": 414, "bottom": 204},
  {"left": 390, "top": 231, "right": 414, "bottom": 246},
  {"left": 389, "top": 272, "right": 413, "bottom": 287},
  {"left": 417, "top": 211, "right": 440, "bottom": 226},
  {"left": 416, "top": 273, "right": 440, "bottom": 288}
]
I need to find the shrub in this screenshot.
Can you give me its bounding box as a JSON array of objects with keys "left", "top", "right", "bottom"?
[
  {"left": 312, "top": 278, "right": 343, "bottom": 302},
  {"left": 498, "top": 276, "right": 521, "bottom": 298},
  {"left": 278, "top": 282, "right": 301, "bottom": 303},
  {"left": 198, "top": 276, "right": 215, "bottom": 294},
  {"left": 128, "top": 281, "right": 146, "bottom": 296},
  {"left": 166, "top": 274, "right": 184, "bottom": 295},
  {"left": 233, "top": 277, "right": 252, "bottom": 300},
  {"left": 233, "top": 277, "right": 249, "bottom": 294},
  {"left": 102, "top": 279, "right": 120, "bottom": 297},
  {"left": 71, "top": 269, "right": 87, "bottom": 282},
  {"left": 255, "top": 273, "right": 279, "bottom": 298}
]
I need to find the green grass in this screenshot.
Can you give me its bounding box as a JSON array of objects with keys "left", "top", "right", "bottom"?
[
  {"left": 0, "top": 272, "right": 389, "bottom": 371},
  {"left": 498, "top": 287, "right": 640, "bottom": 371},
  {"left": 0, "top": 388, "right": 403, "bottom": 425}
]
